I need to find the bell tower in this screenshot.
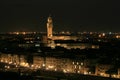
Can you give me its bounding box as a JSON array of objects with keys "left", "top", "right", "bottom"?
[{"left": 47, "top": 16, "right": 53, "bottom": 39}]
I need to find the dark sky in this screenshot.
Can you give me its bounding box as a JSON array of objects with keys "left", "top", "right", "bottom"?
[{"left": 0, "top": 0, "right": 120, "bottom": 32}]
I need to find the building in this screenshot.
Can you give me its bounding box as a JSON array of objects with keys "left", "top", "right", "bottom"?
[
  {"left": 45, "top": 16, "right": 99, "bottom": 49},
  {"left": 95, "top": 64, "right": 113, "bottom": 77}
]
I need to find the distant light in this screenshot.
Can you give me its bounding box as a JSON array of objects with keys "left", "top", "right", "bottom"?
[
  {"left": 16, "top": 65, "right": 18, "bottom": 67},
  {"left": 16, "top": 32, "right": 19, "bottom": 35},
  {"left": 86, "top": 38, "right": 89, "bottom": 39},
  {"left": 89, "top": 72, "right": 91, "bottom": 74},
  {"left": 37, "top": 37, "right": 40, "bottom": 39},
  {"left": 75, "top": 65, "right": 77, "bottom": 68},
  {"left": 42, "top": 64, "right": 45, "bottom": 67},
  {"left": 31, "top": 64, "right": 34, "bottom": 67},
  {"left": 63, "top": 69, "right": 67, "bottom": 73},
  {"left": 22, "top": 32, "right": 26, "bottom": 35},
  {"left": 7, "top": 66, "right": 10, "bottom": 69},
  {"left": 35, "top": 44, "right": 40, "bottom": 47},
  {"left": 84, "top": 72, "right": 88, "bottom": 75},
  {"left": 102, "top": 33, "right": 105, "bottom": 36},
  {"left": 79, "top": 66, "right": 81, "bottom": 69},
  {"left": 90, "top": 32, "right": 93, "bottom": 34},
  {"left": 55, "top": 68, "right": 57, "bottom": 71},
  {"left": 8, "top": 62, "right": 12, "bottom": 64},
  {"left": 81, "top": 62, "right": 83, "bottom": 65},
  {"left": 99, "top": 35, "right": 101, "bottom": 37},
  {"left": 72, "top": 62, "right": 74, "bottom": 64},
  {"left": 98, "top": 39, "right": 101, "bottom": 42},
  {"left": 109, "top": 32, "right": 112, "bottom": 34},
  {"left": 1, "top": 60, "right": 3, "bottom": 62},
  {"left": 48, "top": 65, "right": 54, "bottom": 69},
  {"left": 116, "top": 35, "right": 120, "bottom": 38}
]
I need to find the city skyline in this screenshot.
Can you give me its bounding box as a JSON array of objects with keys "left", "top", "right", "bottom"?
[{"left": 0, "top": 0, "right": 120, "bottom": 32}]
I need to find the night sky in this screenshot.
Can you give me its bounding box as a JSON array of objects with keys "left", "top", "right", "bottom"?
[{"left": 0, "top": 0, "right": 120, "bottom": 32}]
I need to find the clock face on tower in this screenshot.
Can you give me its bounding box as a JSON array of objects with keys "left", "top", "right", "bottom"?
[{"left": 48, "top": 16, "right": 52, "bottom": 23}]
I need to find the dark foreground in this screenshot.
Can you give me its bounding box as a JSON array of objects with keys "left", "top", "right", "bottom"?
[{"left": 0, "top": 71, "right": 120, "bottom": 80}]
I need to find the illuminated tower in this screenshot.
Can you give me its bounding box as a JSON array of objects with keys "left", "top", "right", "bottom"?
[{"left": 47, "top": 16, "right": 53, "bottom": 39}]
